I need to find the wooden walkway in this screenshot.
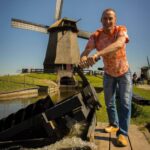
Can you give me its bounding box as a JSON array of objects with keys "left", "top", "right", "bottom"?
[{"left": 92, "top": 122, "right": 150, "bottom": 150}]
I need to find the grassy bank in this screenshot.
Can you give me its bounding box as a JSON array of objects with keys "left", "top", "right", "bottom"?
[
  {"left": 131, "top": 86, "right": 150, "bottom": 125},
  {"left": 0, "top": 73, "right": 57, "bottom": 93}
]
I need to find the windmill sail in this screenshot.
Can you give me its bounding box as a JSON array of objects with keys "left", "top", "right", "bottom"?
[
  {"left": 77, "top": 29, "right": 92, "bottom": 39},
  {"left": 147, "top": 56, "right": 150, "bottom": 68},
  {"left": 11, "top": 18, "right": 49, "bottom": 33},
  {"left": 147, "top": 56, "right": 150, "bottom": 80},
  {"left": 55, "top": 0, "right": 64, "bottom": 21}
]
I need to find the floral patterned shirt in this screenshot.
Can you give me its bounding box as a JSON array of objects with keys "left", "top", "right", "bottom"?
[{"left": 85, "top": 25, "right": 129, "bottom": 77}]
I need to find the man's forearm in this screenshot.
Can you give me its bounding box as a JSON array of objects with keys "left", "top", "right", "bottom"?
[{"left": 96, "top": 36, "right": 126, "bottom": 57}]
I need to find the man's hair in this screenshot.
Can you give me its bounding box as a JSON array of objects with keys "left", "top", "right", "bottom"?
[{"left": 101, "top": 8, "right": 116, "bottom": 18}]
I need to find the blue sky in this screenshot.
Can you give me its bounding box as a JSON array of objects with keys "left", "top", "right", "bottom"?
[{"left": 0, "top": 0, "right": 150, "bottom": 76}]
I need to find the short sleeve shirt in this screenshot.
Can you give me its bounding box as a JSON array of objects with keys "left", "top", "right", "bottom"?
[{"left": 85, "top": 25, "right": 129, "bottom": 77}]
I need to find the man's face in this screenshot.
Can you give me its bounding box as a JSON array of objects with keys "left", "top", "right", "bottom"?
[{"left": 101, "top": 10, "right": 116, "bottom": 31}]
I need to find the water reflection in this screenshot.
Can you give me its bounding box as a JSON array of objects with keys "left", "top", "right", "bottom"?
[
  {"left": 57, "top": 90, "right": 78, "bottom": 102},
  {"left": 0, "top": 89, "right": 78, "bottom": 119},
  {"left": 0, "top": 97, "right": 40, "bottom": 119}
]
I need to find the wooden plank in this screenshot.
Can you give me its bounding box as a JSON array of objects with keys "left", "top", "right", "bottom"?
[
  {"left": 87, "top": 113, "right": 96, "bottom": 142},
  {"left": 94, "top": 122, "right": 110, "bottom": 150},
  {"left": 94, "top": 123, "right": 150, "bottom": 150},
  {"left": 128, "top": 124, "right": 150, "bottom": 150},
  {"left": 40, "top": 113, "right": 57, "bottom": 137}
]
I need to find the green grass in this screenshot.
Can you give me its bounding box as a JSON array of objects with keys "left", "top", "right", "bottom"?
[
  {"left": 131, "top": 86, "right": 150, "bottom": 125},
  {"left": 133, "top": 86, "right": 150, "bottom": 100},
  {"left": 0, "top": 75, "right": 36, "bottom": 93},
  {"left": 0, "top": 80, "right": 34, "bottom": 93},
  {"left": 27, "top": 73, "right": 57, "bottom": 81},
  {"left": 85, "top": 75, "right": 108, "bottom": 122},
  {"left": 0, "top": 73, "right": 57, "bottom": 93},
  {"left": 96, "top": 92, "right": 108, "bottom": 122},
  {"left": 86, "top": 75, "right": 103, "bottom": 87}
]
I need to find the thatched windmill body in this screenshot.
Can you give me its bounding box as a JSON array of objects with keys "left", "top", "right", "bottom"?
[{"left": 11, "top": 0, "right": 92, "bottom": 73}]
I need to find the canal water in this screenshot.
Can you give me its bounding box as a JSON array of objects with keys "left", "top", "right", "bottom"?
[{"left": 0, "top": 90, "right": 77, "bottom": 119}]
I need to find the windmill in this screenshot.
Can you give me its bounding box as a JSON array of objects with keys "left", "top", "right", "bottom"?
[
  {"left": 11, "top": 0, "right": 92, "bottom": 73},
  {"left": 141, "top": 56, "right": 150, "bottom": 84},
  {"left": 146, "top": 56, "right": 150, "bottom": 84}
]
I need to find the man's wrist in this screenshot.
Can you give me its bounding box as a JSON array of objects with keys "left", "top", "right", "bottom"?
[
  {"left": 93, "top": 53, "right": 101, "bottom": 61},
  {"left": 93, "top": 53, "right": 98, "bottom": 59}
]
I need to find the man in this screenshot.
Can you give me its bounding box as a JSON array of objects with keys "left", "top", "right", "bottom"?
[
  {"left": 80, "top": 8, "right": 132, "bottom": 147},
  {"left": 132, "top": 72, "right": 137, "bottom": 85}
]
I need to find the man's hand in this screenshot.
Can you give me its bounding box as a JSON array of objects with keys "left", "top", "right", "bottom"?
[
  {"left": 79, "top": 56, "right": 88, "bottom": 68},
  {"left": 79, "top": 54, "right": 100, "bottom": 69},
  {"left": 86, "top": 54, "right": 98, "bottom": 67}
]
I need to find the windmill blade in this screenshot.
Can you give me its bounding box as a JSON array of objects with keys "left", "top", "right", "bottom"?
[
  {"left": 147, "top": 56, "right": 150, "bottom": 68},
  {"left": 11, "top": 18, "right": 49, "bottom": 34},
  {"left": 55, "top": 0, "right": 63, "bottom": 21},
  {"left": 77, "top": 29, "right": 92, "bottom": 40}
]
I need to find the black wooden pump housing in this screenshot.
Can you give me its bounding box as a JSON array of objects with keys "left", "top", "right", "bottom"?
[{"left": 0, "top": 67, "right": 101, "bottom": 149}]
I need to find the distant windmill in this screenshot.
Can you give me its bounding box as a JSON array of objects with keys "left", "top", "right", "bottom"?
[
  {"left": 141, "top": 56, "right": 150, "bottom": 84},
  {"left": 147, "top": 56, "right": 150, "bottom": 83},
  {"left": 11, "top": 0, "right": 92, "bottom": 73}
]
